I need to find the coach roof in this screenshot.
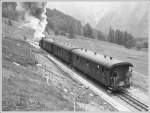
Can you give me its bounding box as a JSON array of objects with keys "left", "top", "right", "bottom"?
[{"left": 72, "top": 48, "right": 133, "bottom": 69}]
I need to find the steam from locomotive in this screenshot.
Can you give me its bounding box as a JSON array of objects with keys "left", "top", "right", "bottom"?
[{"left": 16, "top": 2, "right": 47, "bottom": 40}]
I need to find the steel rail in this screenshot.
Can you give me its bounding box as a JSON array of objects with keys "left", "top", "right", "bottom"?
[{"left": 119, "top": 91, "right": 148, "bottom": 111}]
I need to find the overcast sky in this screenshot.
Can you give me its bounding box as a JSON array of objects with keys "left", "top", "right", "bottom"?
[{"left": 47, "top": 1, "right": 147, "bottom": 27}]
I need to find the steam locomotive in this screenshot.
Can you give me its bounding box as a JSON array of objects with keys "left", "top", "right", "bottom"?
[{"left": 39, "top": 38, "right": 133, "bottom": 91}]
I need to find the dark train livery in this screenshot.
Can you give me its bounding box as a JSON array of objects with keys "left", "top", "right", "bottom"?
[{"left": 39, "top": 38, "right": 133, "bottom": 91}]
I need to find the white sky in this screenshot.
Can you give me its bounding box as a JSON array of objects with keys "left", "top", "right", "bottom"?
[{"left": 47, "top": 1, "right": 146, "bottom": 27}]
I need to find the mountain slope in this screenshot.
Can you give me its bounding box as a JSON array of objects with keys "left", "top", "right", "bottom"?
[
  {"left": 46, "top": 8, "right": 83, "bottom": 35},
  {"left": 96, "top": 2, "right": 148, "bottom": 38}
]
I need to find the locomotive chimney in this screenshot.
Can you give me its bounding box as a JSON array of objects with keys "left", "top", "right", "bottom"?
[
  {"left": 110, "top": 57, "right": 112, "bottom": 60},
  {"left": 94, "top": 52, "right": 96, "bottom": 55},
  {"left": 104, "top": 55, "right": 106, "bottom": 58}
]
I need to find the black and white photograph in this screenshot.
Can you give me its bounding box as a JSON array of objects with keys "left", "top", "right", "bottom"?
[{"left": 2, "top": 1, "right": 149, "bottom": 112}]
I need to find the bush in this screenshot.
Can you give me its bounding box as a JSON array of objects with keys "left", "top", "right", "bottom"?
[{"left": 108, "top": 28, "right": 136, "bottom": 48}]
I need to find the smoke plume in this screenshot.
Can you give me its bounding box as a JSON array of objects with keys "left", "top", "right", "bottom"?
[{"left": 16, "top": 2, "right": 47, "bottom": 40}]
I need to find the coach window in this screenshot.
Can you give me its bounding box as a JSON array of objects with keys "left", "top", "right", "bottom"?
[
  {"left": 86, "top": 60, "right": 89, "bottom": 66},
  {"left": 56, "top": 47, "right": 57, "bottom": 52},
  {"left": 62, "top": 49, "right": 64, "bottom": 55},
  {"left": 58, "top": 47, "right": 59, "bottom": 53},
  {"left": 97, "top": 65, "right": 100, "bottom": 69},
  {"left": 56, "top": 47, "right": 58, "bottom": 52},
  {"left": 77, "top": 56, "right": 79, "bottom": 60},
  {"left": 56, "top": 46, "right": 58, "bottom": 51},
  {"left": 61, "top": 49, "right": 62, "bottom": 55},
  {"left": 92, "top": 63, "right": 95, "bottom": 71},
  {"left": 78, "top": 56, "right": 80, "bottom": 61},
  {"left": 61, "top": 49, "right": 63, "bottom": 55},
  {"left": 59, "top": 47, "right": 61, "bottom": 53},
  {"left": 79, "top": 57, "right": 81, "bottom": 61},
  {"left": 101, "top": 66, "right": 104, "bottom": 72},
  {"left": 100, "top": 65, "right": 102, "bottom": 71},
  {"left": 90, "top": 63, "right": 94, "bottom": 71}
]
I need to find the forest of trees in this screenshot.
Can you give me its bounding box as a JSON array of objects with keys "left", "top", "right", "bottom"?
[
  {"left": 2, "top": 2, "right": 19, "bottom": 21},
  {"left": 46, "top": 8, "right": 106, "bottom": 41},
  {"left": 46, "top": 8, "right": 83, "bottom": 36},
  {"left": 83, "top": 23, "right": 93, "bottom": 38},
  {"left": 107, "top": 27, "right": 136, "bottom": 48},
  {"left": 82, "top": 23, "right": 106, "bottom": 41}
]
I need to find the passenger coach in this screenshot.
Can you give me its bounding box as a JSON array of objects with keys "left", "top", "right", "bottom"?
[{"left": 71, "top": 49, "right": 133, "bottom": 90}]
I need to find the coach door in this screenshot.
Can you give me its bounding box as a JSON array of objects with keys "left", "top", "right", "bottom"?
[{"left": 112, "top": 71, "right": 119, "bottom": 87}]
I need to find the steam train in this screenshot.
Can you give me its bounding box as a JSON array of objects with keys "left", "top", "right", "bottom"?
[{"left": 39, "top": 38, "right": 133, "bottom": 91}]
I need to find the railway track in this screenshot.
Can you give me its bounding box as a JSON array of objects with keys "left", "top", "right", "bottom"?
[{"left": 118, "top": 91, "right": 148, "bottom": 111}]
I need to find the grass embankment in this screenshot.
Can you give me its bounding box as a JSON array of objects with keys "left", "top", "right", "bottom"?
[{"left": 2, "top": 37, "right": 79, "bottom": 111}]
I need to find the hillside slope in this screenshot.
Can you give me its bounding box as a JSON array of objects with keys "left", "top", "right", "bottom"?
[{"left": 46, "top": 8, "right": 83, "bottom": 35}]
